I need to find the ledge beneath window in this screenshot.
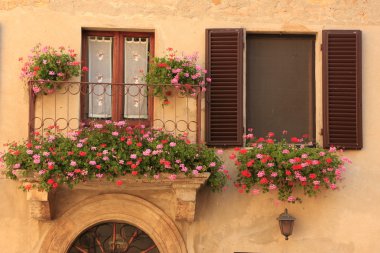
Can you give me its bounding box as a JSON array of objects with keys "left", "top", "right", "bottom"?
[{"left": 23, "top": 173, "right": 210, "bottom": 222}]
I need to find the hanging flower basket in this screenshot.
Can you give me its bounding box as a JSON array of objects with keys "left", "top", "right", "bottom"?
[
  {"left": 19, "top": 44, "right": 88, "bottom": 95},
  {"left": 144, "top": 48, "right": 210, "bottom": 105}
]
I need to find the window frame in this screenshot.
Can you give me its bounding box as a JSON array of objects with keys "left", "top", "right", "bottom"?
[
  {"left": 81, "top": 30, "right": 155, "bottom": 125},
  {"left": 206, "top": 29, "right": 317, "bottom": 147},
  {"left": 206, "top": 28, "right": 362, "bottom": 149}
]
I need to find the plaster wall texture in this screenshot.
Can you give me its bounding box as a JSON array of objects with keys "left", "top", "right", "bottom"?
[{"left": 0, "top": 0, "right": 380, "bottom": 253}]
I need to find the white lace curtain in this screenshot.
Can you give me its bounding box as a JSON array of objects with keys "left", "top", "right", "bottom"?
[
  {"left": 124, "top": 37, "right": 148, "bottom": 119},
  {"left": 88, "top": 36, "right": 112, "bottom": 118},
  {"left": 87, "top": 36, "right": 149, "bottom": 119}
]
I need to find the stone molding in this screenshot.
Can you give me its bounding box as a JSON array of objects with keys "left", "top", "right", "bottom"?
[
  {"left": 23, "top": 172, "right": 210, "bottom": 222},
  {"left": 38, "top": 194, "right": 188, "bottom": 253}
]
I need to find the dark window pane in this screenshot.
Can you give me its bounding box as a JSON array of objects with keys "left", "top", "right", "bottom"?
[{"left": 246, "top": 34, "right": 315, "bottom": 140}]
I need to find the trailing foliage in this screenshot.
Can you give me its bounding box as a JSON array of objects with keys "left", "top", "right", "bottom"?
[
  {"left": 144, "top": 48, "right": 210, "bottom": 104},
  {"left": 233, "top": 130, "right": 350, "bottom": 203},
  {"left": 1, "top": 121, "right": 228, "bottom": 192},
  {"left": 19, "top": 44, "right": 88, "bottom": 94}
]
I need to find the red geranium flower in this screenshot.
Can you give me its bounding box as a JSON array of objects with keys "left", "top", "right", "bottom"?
[
  {"left": 291, "top": 137, "right": 300, "bottom": 143},
  {"left": 246, "top": 160, "right": 255, "bottom": 167},
  {"left": 157, "top": 62, "right": 168, "bottom": 68},
  {"left": 241, "top": 169, "right": 252, "bottom": 178},
  {"left": 239, "top": 149, "right": 247, "bottom": 154},
  {"left": 292, "top": 164, "right": 303, "bottom": 170},
  {"left": 24, "top": 184, "right": 32, "bottom": 191}
]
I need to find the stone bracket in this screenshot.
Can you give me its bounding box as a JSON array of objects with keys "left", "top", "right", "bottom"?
[
  {"left": 25, "top": 185, "right": 53, "bottom": 220},
  {"left": 173, "top": 183, "right": 201, "bottom": 222}
]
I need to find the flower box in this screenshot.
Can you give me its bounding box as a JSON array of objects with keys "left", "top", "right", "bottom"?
[{"left": 232, "top": 130, "right": 350, "bottom": 203}]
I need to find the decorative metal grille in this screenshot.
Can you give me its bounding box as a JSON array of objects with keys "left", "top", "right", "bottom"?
[
  {"left": 28, "top": 81, "right": 202, "bottom": 143},
  {"left": 68, "top": 222, "right": 159, "bottom": 253}
]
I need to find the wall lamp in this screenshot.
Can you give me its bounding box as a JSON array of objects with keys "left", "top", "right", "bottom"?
[{"left": 277, "top": 208, "right": 296, "bottom": 240}]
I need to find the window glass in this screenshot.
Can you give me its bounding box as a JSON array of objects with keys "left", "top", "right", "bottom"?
[{"left": 246, "top": 34, "right": 315, "bottom": 140}]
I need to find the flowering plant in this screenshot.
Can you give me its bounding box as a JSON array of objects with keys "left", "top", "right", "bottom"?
[
  {"left": 0, "top": 121, "right": 228, "bottom": 192},
  {"left": 19, "top": 44, "right": 88, "bottom": 94},
  {"left": 144, "top": 48, "right": 210, "bottom": 104},
  {"left": 232, "top": 130, "right": 350, "bottom": 203}
]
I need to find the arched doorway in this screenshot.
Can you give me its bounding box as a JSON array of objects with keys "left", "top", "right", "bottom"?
[{"left": 68, "top": 222, "right": 159, "bottom": 253}]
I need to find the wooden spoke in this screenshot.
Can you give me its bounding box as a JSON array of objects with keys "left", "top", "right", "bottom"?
[
  {"left": 140, "top": 244, "right": 157, "bottom": 253},
  {"left": 74, "top": 246, "right": 88, "bottom": 253},
  {"left": 94, "top": 234, "right": 106, "bottom": 253}
]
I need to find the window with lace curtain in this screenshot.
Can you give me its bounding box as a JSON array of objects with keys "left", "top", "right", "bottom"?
[{"left": 81, "top": 31, "right": 154, "bottom": 125}]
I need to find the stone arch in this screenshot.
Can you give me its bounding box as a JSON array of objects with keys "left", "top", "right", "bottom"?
[{"left": 39, "top": 194, "right": 187, "bottom": 253}]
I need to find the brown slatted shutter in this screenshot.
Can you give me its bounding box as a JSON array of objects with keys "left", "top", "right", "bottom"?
[
  {"left": 206, "top": 28, "right": 244, "bottom": 146},
  {"left": 322, "top": 30, "right": 362, "bottom": 149}
]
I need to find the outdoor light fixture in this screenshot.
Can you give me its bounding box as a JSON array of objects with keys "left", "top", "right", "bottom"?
[{"left": 277, "top": 208, "right": 296, "bottom": 240}]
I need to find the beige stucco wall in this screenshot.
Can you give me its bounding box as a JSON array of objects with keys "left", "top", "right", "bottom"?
[{"left": 1, "top": 0, "right": 380, "bottom": 252}]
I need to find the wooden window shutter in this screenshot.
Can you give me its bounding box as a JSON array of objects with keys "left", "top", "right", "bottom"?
[
  {"left": 206, "top": 28, "right": 244, "bottom": 146},
  {"left": 322, "top": 30, "right": 362, "bottom": 149}
]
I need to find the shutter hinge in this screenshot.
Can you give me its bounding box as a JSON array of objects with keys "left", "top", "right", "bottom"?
[
  {"left": 320, "top": 44, "right": 323, "bottom": 51},
  {"left": 320, "top": 128, "right": 324, "bottom": 135}
]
